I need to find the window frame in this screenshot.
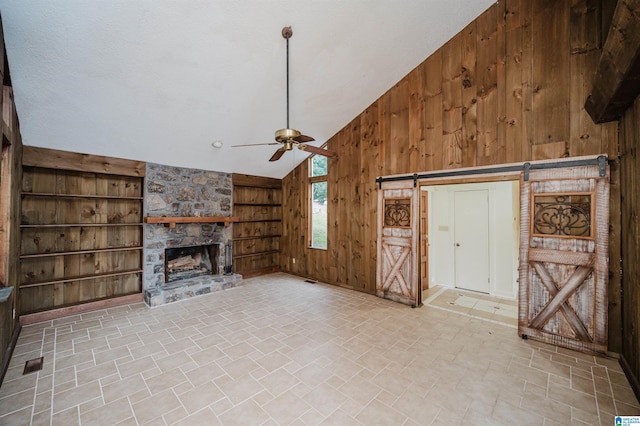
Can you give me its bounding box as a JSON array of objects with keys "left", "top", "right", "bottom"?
[
  {"left": 308, "top": 156, "right": 328, "bottom": 250},
  {"left": 530, "top": 191, "right": 595, "bottom": 240}
]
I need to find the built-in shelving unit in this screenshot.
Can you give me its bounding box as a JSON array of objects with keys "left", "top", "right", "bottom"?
[
  {"left": 232, "top": 173, "right": 282, "bottom": 277},
  {"left": 19, "top": 147, "right": 145, "bottom": 317}
]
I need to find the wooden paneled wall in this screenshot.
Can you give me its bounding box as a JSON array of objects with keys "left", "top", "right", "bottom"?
[
  {"left": 619, "top": 96, "right": 640, "bottom": 399},
  {"left": 281, "top": 0, "right": 622, "bottom": 350},
  {"left": 0, "top": 17, "right": 23, "bottom": 385}
]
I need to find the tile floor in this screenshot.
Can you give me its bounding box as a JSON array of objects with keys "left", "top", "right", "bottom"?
[
  {"left": 0, "top": 273, "right": 638, "bottom": 425},
  {"left": 423, "top": 286, "right": 518, "bottom": 328}
]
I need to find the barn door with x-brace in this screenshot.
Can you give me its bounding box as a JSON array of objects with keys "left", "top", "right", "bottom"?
[
  {"left": 519, "top": 160, "right": 609, "bottom": 353},
  {"left": 377, "top": 181, "right": 420, "bottom": 307}
]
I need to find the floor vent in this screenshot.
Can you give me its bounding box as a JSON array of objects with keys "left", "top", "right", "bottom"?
[{"left": 23, "top": 357, "right": 44, "bottom": 375}]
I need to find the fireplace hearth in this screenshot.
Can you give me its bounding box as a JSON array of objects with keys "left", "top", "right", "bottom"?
[{"left": 144, "top": 236, "right": 242, "bottom": 307}]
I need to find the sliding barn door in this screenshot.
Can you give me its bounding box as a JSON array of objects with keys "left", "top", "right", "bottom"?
[
  {"left": 519, "top": 161, "right": 609, "bottom": 353},
  {"left": 377, "top": 181, "right": 420, "bottom": 307}
]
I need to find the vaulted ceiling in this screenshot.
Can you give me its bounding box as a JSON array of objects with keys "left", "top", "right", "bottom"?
[{"left": 1, "top": 1, "right": 494, "bottom": 178}]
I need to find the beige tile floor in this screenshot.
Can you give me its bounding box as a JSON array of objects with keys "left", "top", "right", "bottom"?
[
  {"left": 0, "top": 273, "right": 638, "bottom": 425},
  {"left": 423, "top": 286, "right": 519, "bottom": 328}
]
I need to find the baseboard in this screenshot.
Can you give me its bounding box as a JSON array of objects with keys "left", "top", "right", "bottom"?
[
  {"left": 619, "top": 354, "right": 640, "bottom": 404},
  {"left": 20, "top": 293, "right": 144, "bottom": 326},
  {"left": 0, "top": 322, "right": 21, "bottom": 387}
]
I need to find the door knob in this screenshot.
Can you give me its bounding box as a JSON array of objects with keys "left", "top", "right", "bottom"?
[{"left": 455, "top": 243, "right": 460, "bottom": 247}]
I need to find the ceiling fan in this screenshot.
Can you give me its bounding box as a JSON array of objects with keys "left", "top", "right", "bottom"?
[{"left": 232, "top": 26, "right": 337, "bottom": 162}]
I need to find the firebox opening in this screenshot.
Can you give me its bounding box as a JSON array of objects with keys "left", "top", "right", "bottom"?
[{"left": 165, "top": 244, "right": 218, "bottom": 283}]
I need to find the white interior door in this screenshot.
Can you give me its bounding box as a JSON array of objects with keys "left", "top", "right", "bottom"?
[{"left": 454, "top": 190, "right": 490, "bottom": 293}]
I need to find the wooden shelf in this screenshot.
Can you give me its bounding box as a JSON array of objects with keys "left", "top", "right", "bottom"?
[
  {"left": 233, "top": 250, "right": 279, "bottom": 259},
  {"left": 20, "top": 269, "right": 143, "bottom": 288},
  {"left": 21, "top": 223, "right": 143, "bottom": 228},
  {"left": 20, "top": 246, "right": 143, "bottom": 259},
  {"left": 145, "top": 216, "right": 239, "bottom": 228},
  {"left": 236, "top": 219, "right": 281, "bottom": 223},
  {"left": 22, "top": 192, "right": 143, "bottom": 200},
  {"left": 234, "top": 203, "right": 282, "bottom": 207},
  {"left": 232, "top": 234, "right": 281, "bottom": 241},
  {"left": 232, "top": 173, "right": 282, "bottom": 189}
]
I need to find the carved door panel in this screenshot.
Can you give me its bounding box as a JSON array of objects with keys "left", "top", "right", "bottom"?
[
  {"left": 377, "top": 181, "right": 419, "bottom": 307},
  {"left": 519, "top": 162, "right": 609, "bottom": 353}
]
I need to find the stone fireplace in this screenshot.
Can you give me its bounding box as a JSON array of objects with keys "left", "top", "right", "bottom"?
[{"left": 143, "top": 163, "right": 242, "bottom": 307}]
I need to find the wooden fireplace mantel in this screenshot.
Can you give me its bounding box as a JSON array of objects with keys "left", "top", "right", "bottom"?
[{"left": 144, "top": 216, "right": 239, "bottom": 228}]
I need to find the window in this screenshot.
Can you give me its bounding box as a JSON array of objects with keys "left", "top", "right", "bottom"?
[
  {"left": 532, "top": 192, "right": 593, "bottom": 238},
  {"left": 309, "top": 155, "right": 328, "bottom": 249},
  {"left": 383, "top": 198, "right": 411, "bottom": 227}
]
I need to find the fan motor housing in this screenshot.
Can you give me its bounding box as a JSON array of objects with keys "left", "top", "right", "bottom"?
[{"left": 275, "top": 128, "right": 301, "bottom": 143}]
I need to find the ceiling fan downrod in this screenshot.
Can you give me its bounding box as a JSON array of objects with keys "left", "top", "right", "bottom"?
[
  {"left": 234, "top": 25, "right": 336, "bottom": 160},
  {"left": 282, "top": 26, "right": 293, "bottom": 130}
]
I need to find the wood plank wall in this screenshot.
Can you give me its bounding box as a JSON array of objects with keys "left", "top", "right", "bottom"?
[
  {"left": 619, "top": 96, "right": 640, "bottom": 399},
  {"left": 281, "top": 0, "right": 623, "bottom": 352},
  {"left": 0, "top": 17, "right": 23, "bottom": 385}
]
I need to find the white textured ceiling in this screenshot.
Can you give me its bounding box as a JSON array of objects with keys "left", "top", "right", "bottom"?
[{"left": 0, "top": 1, "right": 493, "bottom": 179}]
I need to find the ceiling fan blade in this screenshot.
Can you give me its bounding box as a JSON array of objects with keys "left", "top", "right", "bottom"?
[
  {"left": 293, "top": 134, "right": 315, "bottom": 143},
  {"left": 231, "top": 142, "right": 280, "bottom": 147},
  {"left": 269, "top": 148, "right": 286, "bottom": 162},
  {"left": 297, "top": 144, "right": 337, "bottom": 158}
]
